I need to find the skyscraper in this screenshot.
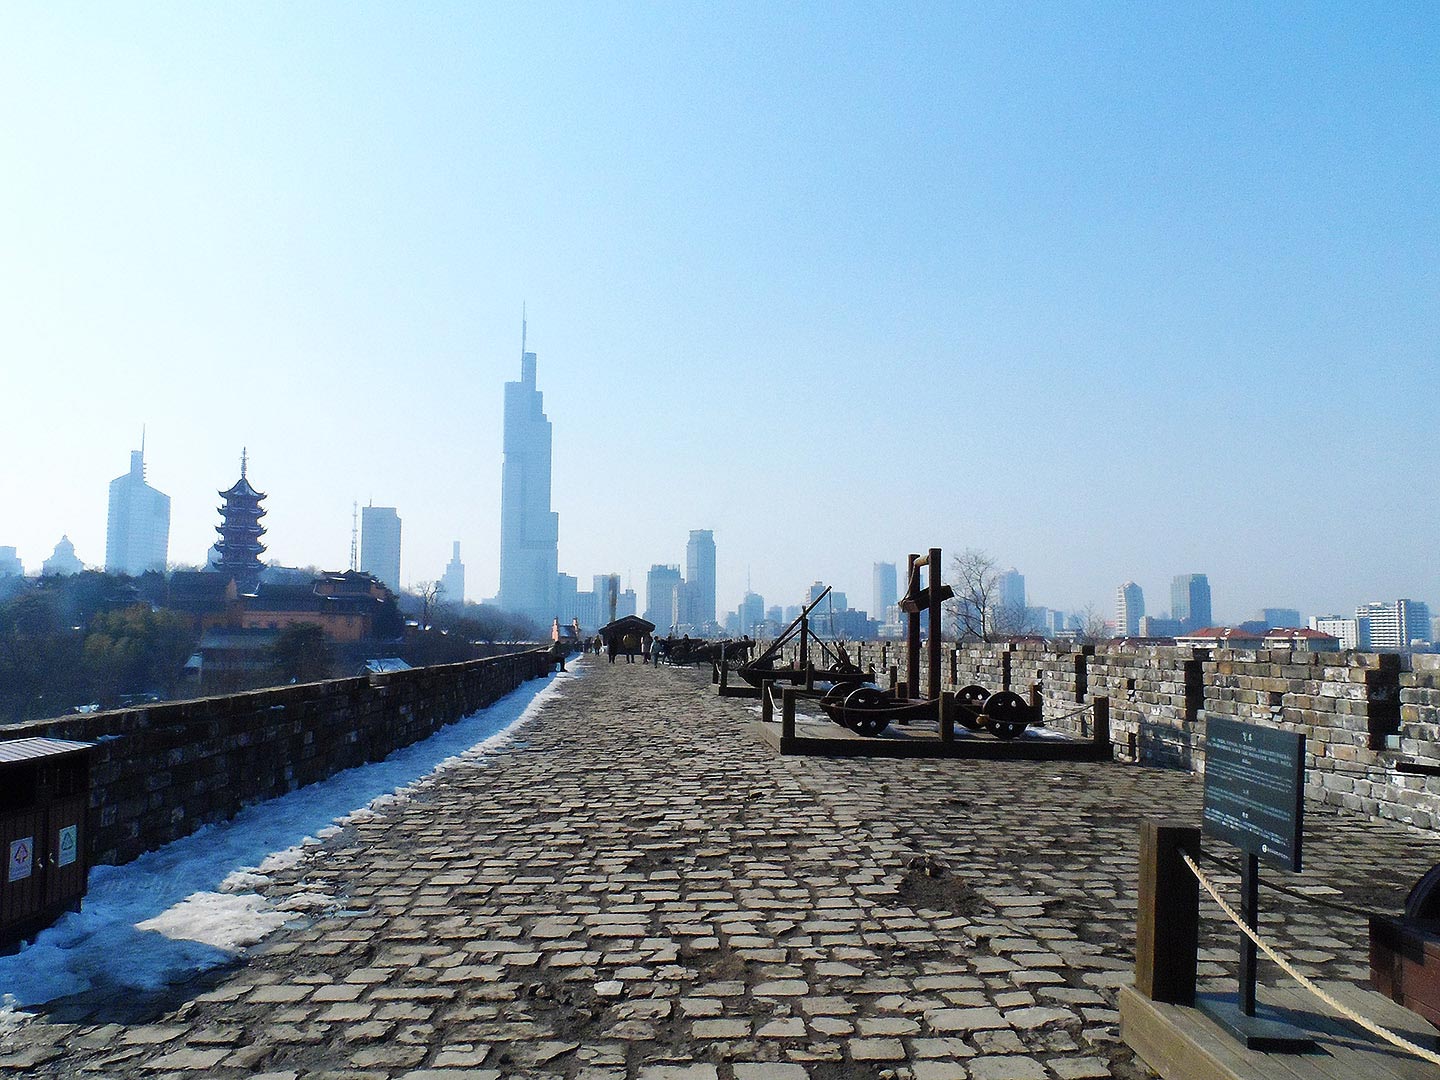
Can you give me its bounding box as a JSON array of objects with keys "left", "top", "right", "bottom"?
[
  {"left": 497, "top": 316, "right": 559, "bottom": 625},
  {"left": 1170, "top": 574, "right": 1212, "bottom": 633},
  {"left": 440, "top": 541, "right": 465, "bottom": 605},
  {"left": 1356, "top": 600, "right": 1431, "bottom": 650},
  {"left": 873, "top": 562, "right": 898, "bottom": 623},
  {"left": 998, "top": 568, "right": 1026, "bottom": 615},
  {"left": 645, "top": 565, "right": 682, "bottom": 631},
  {"left": 739, "top": 591, "right": 765, "bottom": 636},
  {"left": 361, "top": 505, "right": 402, "bottom": 592},
  {"left": 105, "top": 441, "right": 170, "bottom": 575},
  {"left": 686, "top": 529, "right": 716, "bottom": 628},
  {"left": 1116, "top": 582, "right": 1145, "bottom": 637}
]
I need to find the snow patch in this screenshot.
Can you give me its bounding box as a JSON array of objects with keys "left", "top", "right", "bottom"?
[{"left": 0, "top": 661, "right": 578, "bottom": 1014}]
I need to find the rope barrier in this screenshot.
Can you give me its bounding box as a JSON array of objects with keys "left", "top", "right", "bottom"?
[
  {"left": 1179, "top": 850, "right": 1440, "bottom": 1066},
  {"left": 1195, "top": 848, "right": 1391, "bottom": 921}
]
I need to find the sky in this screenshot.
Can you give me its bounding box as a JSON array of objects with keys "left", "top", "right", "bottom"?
[{"left": 1, "top": 3, "right": 1436, "bottom": 624}]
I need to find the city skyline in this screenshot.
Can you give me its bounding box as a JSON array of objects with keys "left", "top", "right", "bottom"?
[{"left": 2, "top": 6, "right": 1436, "bottom": 621}]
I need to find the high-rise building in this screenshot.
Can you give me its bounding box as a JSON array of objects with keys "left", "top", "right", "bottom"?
[
  {"left": 497, "top": 317, "right": 559, "bottom": 625},
  {"left": 998, "top": 568, "right": 1026, "bottom": 614},
  {"left": 361, "top": 505, "right": 402, "bottom": 592},
  {"left": 873, "top": 562, "right": 898, "bottom": 624},
  {"left": 556, "top": 573, "right": 579, "bottom": 624},
  {"left": 1116, "top": 582, "right": 1145, "bottom": 637},
  {"left": 1309, "top": 615, "right": 1359, "bottom": 650},
  {"left": 1355, "top": 600, "right": 1431, "bottom": 650},
  {"left": 0, "top": 547, "right": 21, "bottom": 577},
  {"left": 1260, "top": 607, "right": 1302, "bottom": 628},
  {"left": 212, "top": 451, "right": 267, "bottom": 593},
  {"left": 686, "top": 529, "right": 716, "bottom": 628},
  {"left": 42, "top": 536, "right": 83, "bottom": 577},
  {"left": 1170, "top": 574, "right": 1212, "bottom": 633},
  {"left": 739, "top": 591, "right": 765, "bottom": 636},
  {"left": 440, "top": 541, "right": 465, "bottom": 605},
  {"left": 645, "top": 565, "right": 682, "bottom": 630},
  {"left": 105, "top": 442, "right": 170, "bottom": 576}
]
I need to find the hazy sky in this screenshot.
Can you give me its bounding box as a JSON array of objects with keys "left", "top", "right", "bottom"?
[{"left": 2, "top": 3, "right": 1436, "bottom": 623}]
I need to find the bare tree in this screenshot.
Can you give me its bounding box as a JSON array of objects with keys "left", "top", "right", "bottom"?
[
  {"left": 412, "top": 580, "right": 440, "bottom": 631},
  {"left": 946, "top": 549, "right": 1040, "bottom": 642},
  {"left": 1075, "top": 603, "right": 1110, "bottom": 646}
]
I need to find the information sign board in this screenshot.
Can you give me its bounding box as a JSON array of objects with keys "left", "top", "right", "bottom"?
[{"left": 1202, "top": 716, "right": 1305, "bottom": 872}]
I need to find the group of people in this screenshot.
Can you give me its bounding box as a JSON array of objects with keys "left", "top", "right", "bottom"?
[{"left": 580, "top": 632, "right": 687, "bottom": 665}]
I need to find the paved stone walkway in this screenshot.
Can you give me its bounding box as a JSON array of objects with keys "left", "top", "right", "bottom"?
[{"left": 4, "top": 659, "right": 1432, "bottom": 1079}]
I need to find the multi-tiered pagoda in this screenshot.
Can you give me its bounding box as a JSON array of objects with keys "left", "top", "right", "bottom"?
[{"left": 213, "top": 449, "right": 266, "bottom": 592}]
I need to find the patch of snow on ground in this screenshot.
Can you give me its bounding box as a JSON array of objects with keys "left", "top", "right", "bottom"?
[{"left": 0, "top": 660, "right": 580, "bottom": 1014}]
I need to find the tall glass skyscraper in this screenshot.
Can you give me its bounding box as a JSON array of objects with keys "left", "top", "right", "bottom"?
[
  {"left": 497, "top": 320, "right": 559, "bottom": 625},
  {"left": 1170, "top": 573, "right": 1212, "bottom": 633},
  {"left": 686, "top": 529, "right": 716, "bottom": 628},
  {"left": 105, "top": 442, "right": 170, "bottom": 575}
]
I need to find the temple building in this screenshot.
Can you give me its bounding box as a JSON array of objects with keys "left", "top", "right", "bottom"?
[
  {"left": 42, "top": 536, "right": 84, "bottom": 576},
  {"left": 496, "top": 314, "right": 559, "bottom": 626},
  {"left": 212, "top": 449, "right": 267, "bottom": 592}
]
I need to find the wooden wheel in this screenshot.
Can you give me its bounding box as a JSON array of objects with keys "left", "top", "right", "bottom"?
[
  {"left": 982, "top": 690, "right": 1031, "bottom": 740},
  {"left": 955, "top": 684, "right": 989, "bottom": 730},
  {"left": 842, "top": 686, "right": 891, "bottom": 737}
]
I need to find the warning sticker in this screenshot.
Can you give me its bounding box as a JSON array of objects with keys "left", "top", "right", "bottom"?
[
  {"left": 8, "top": 837, "right": 33, "bottom": 882},
  {"left": 57, "top": 825, "right": 78, "bottom": 868}
]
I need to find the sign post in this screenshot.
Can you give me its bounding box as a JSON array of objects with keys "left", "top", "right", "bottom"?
[{"left": 1199, "top": 715, "right": 1314, "bottom": 1052}]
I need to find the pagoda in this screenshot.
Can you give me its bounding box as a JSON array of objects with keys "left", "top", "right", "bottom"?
[{"left": 213, "top": 448, "right": 267, "bottom": 592}]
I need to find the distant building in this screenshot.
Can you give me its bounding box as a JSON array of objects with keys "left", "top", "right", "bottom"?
[
  {"left": 998, "top": 569, "right": 1025, "bottom": 614},
  {"left": 1170, "top": 574, "right": 1212, "bottom": 634},
  {"left": 645, "top": 565, "right": 682, "bottom": 631},
  {"left": 738, "top": 591, "right": 765, "bottom": 637},
  {"left": 873, "top": 562, "right": 897, "bottom": 624},
  {"left": 496, "top": 317, "right": 560, "bottom": 625},
  {"left": 1309, "top": 615, "right": 1359, "bottom": 650},
  {"left": 1263, "top": 628, "right": 1340, "bottom": 651},
  {"left": 1261, "top": 607, "right": 1302, "bottom": 628},
  {"left": 105, "top": 443, "right": 170, "bottom": 575},
  {"left": 360, "top": 505, "right": 402, "bottom": 592},
  {"left": 686, "top": 530, "right": 716, "bottom": 628},
  {"left": 0, "top": 546, "right": 22, "bottom": 577},
  {"left": 556, "top": 573, "right": 579, "bottom": 624},
  {"left": 212, "top": 451, "right": 267, "bottom": 593},
  {"left": 1116, "top": 582, "right": 1145, "bottom": 637},
  {"left": 1139, "top": 615, "right": 1183, "bottom": 637},
  {"left": 766, "top": 605, "right": 783, "bottom": 625},
  {"left": 1175, "top": 626, "right": 1265, "bottom": 649},
  {"left": 1356, "top": 599, "right": 1432, "bottom": 650},
  {"left": 616, "top": 588, "right": 638, "bottom": 619},
  {"left": 440, "top": 541, "right": 465, "bottom": 605},
  {"left": 42, "top": 536, "right": 83, "bottom": 576}
]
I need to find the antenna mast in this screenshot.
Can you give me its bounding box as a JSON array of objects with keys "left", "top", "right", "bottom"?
[{"left": 350, "top": 501, "right": 359, "bottom": 571}]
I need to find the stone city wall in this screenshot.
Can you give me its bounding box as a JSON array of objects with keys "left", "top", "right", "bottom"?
[
  {"left": 776, "top": 640, "right": 1440, "bottom": 833},
  {"left": 1, "top": 649, "right": 553, "bottom": 865}
]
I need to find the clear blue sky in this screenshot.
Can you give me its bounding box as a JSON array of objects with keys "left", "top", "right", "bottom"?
[{"left": 2, "top": 3, "right": 1435, "bottom": 623}]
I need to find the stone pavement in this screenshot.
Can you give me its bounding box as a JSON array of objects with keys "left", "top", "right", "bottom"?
[{"left": 4, "top": 658, "right": 1432, "bottom": 1079}]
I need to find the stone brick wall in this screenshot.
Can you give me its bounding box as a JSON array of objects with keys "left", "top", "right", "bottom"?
[
  {"left": 0, "top": 649, "right": 552, "bottom": 865},
  {"left": 765, "top": 638, "right": 1439, "bottom": 833}
]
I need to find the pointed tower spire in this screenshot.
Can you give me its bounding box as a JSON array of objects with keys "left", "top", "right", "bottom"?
[
  {"left": 241, "top": 447, "right": 248, "bottom": 478},
  {"left": 521, "top": 301, "right": 527, "bottom": 360}
]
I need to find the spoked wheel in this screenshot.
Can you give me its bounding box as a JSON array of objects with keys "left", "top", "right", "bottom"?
[
  {"left": 821, "top": 682, "right": 860, "bottom": 726},
  {"left": 955, "top": 684, "right": 989, "bottom": 730},
  {"left": 982, "top": 690, "right": 1031, "bottom": 740},
  {"left": 842, "top": 686, "right": 892, "bottom": 737}
]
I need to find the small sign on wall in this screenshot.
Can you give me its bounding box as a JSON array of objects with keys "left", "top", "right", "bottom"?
[
  {"left": 8, "top": 837, "right": 33, "bottom": 882},
  {"left": 57, "top": 825, "right": 77, "bottom": 868}
]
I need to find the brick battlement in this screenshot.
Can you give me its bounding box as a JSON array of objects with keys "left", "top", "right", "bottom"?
[
  {"left": 776, "top": 640, "right": 1440, "bottom": 833},
  {"left": 0, "top": 649, "right": 552, "bottom": 865}
]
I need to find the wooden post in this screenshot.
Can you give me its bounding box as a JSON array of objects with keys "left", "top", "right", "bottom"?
[
  {"left": 799, "top": 614, "right": 810, "bottom": 674},
  {"left": 761, "top": 680, "right": 774, "bottom": 724},
  {"left": 782, "top": 686, "right": 797, "bottom": 749},
  {"left": 805, "top": 663, "right": 815, "bottom": 692},
  {"left": 1029, "top": 682, "right": 1041, "bottom": 724},
  {"left": 950, "top": 648, "right": 958, "bottom": 686},
  {"left": 906, "top": 553, "right": 921, "bottom": 699},
  {"left": 927, "top": 547, "right": 942, "bottom": 701},
  {"left": 940, "top": 691, "right": 955, "bottom": 745},
  {"left": 1093, "top": 696, "right": 1110, "bottom": 748},
  {"left": 1135, "top": 821, "right": 1200, "bottom": 1004}
]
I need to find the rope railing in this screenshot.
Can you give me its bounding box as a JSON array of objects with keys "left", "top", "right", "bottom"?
[
  {"left": 1194, "top": 848, "right": 1393, "bottom": 921},
  {"left": 1179, "top": 849, "right": 1440, "bottom": 1066}
]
